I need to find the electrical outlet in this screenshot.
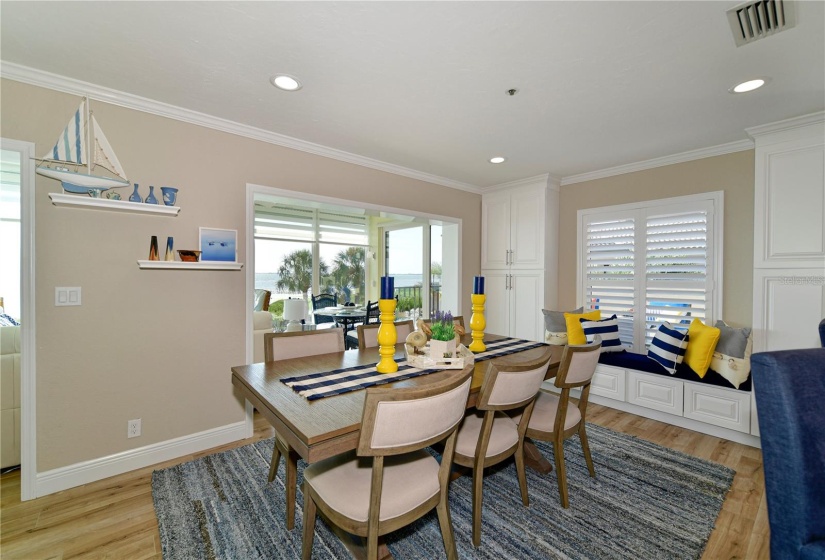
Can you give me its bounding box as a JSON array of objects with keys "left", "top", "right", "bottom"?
[{"left": 128, "top": 419, "right": 141, "bottom": 438}]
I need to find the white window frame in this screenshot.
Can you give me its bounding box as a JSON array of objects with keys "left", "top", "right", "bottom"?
[{"left": 576, "top": 191, "right": 724, "bottom": 352}]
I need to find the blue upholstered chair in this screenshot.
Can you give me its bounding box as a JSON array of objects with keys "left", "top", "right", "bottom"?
[{"left": 752, "top": 348, "right": 825, "bottom": 560}]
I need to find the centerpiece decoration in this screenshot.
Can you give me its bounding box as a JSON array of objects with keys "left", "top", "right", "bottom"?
[
  {"left": 469, "top": 275, "right": 487, "bottom": 352},
  {"left": 376, "top": 276, "right": 398, "bottom": 373},
  {"left": 429, "top": 310, "right": 457, "bottom": 359}
]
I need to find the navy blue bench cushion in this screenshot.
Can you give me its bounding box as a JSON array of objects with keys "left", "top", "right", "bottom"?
[{"left": 598, "top": 350, "right": 751, "bottom": 392}]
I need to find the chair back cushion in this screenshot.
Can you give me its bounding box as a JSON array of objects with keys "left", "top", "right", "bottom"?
[
  {"left": 752, "top": 348, "right": 825, "bottom": 559},
  {"left": 556, "top": 338, "right": 602, "bottom": 387},
  {"left": 486, "top": 360, "right": 550, "bottom": 408},
  {"left": 359, "top": 367, "right": 473, "bottom": 455},
  {"left": 264, "top": 329, "right": 345, "bottom": 362},
  {"left": 357, "top": 320, "right": 415, "bottom": 350}
]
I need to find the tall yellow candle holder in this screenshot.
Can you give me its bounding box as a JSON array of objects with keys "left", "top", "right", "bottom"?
[
  {"left": 468, "top": 293, "right": 487, "bottom": 353},
  {"left": 376, "top": 298, "right": 398, "bottom": 373}
]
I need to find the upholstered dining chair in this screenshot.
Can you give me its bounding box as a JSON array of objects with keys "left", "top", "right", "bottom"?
[
  {"left": 452, "top": 347, "right": 554, "bottom": 547},
  {"left": 355, "top": 320, "right": 415, "bottom": 350},
  {"left": 262, "top": 329, "right": 345, "bottom": 530},
  {"left": 311, "top": 293, "right": 338, "bottom": 327},
  {"left": 301, "top": 364, "right": 475, "bottom": 560},
  {"left": 523, "top": 337, "right": 602, "bottom": 508},
  {"left": 346, "top": 300, "right": 380, "bottom": 349}
]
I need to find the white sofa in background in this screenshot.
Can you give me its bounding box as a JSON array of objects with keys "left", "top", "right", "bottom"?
[
  {"left": 1, "top": 326, "right": 21, "bottom": 469},
  {"left": 253, "top": 311, "right": 274, "bottom": 363}
]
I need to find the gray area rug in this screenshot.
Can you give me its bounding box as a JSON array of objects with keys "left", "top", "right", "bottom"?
[{"left": 152, "top": 423, "right": 734, "bottom": 559}]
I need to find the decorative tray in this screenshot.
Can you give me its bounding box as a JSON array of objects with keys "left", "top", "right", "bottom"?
[{"left": 405, "top": 343, "right": 475, "bottom": 369}]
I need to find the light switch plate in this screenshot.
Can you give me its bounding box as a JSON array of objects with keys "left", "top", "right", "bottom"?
[{"left": 55, "top": 287, "right": 81, "bottom": 306}]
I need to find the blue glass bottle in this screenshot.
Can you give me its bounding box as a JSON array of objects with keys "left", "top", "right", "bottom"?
[
  {"left": 129, "top": 183, "right": 142, "bottom": 203},
  {"left": 145, "top": 185, "right": 158, "bottom": 204}
]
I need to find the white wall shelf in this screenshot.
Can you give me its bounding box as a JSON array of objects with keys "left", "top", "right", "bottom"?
[
  {"left": 49, "top": 193, "right": 180, "bottom": 216},
  {"left": 137, "top": 260, "right": 243, "bottom": 270}
]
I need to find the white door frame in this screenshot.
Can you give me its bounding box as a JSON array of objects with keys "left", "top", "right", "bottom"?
[{"left": 2, "top": 138, "right": 37, "bottom": 500}]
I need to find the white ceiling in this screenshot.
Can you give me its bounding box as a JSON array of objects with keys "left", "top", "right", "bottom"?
[{"left": 1, "top": 1, "right": 823, "bottom": 190}]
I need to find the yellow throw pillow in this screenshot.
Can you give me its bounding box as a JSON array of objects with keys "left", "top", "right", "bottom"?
[
  {"left": 564, "top": 310, "right": 601, "bottom": 345},
  {"left": 684, "top": 318, "right": 721, "bottom": 378}
]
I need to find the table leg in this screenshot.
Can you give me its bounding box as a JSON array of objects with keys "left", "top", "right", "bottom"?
[
  {"left": 286, "top": 447, "right": 299, "bottom": 530},
  {"left": 524, "top": 438, "right": 553, "bottom": 474}
]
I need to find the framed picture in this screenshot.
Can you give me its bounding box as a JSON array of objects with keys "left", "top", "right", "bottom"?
[{"left": 199, "top": 227, "right": 237, "bottom": 262}]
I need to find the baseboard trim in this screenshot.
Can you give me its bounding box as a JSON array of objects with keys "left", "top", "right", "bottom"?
[
  {"left": 588, "top": 395, "right": 761, "bottom": 448},
  {"left": 34, "top": 421, "right": 248, "bottom": 498}
]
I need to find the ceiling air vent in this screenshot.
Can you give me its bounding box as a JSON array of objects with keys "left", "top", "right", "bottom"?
[{"left": 727, "top": 0, "right": 796, "bottom": 46}]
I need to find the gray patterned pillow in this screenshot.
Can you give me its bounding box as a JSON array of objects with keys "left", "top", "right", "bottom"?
[
  {"left": 542, "top": 307, "right": 583, "bottom": 332},
  {"left": 714, "top": 321, "right": 752, "bottom": 359}
]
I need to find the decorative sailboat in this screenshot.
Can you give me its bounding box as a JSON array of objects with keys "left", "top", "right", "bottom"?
[{"left": 36, "top": 98, "right": 130, "bottom": 194}]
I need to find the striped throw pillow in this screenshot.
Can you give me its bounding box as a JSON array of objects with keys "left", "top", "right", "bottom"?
[
  {"left": 579, "top": 315, "right": 624, "bottom": 352},
  {"left": 648, "top": 322, "right": 690, "bottom": 374}
]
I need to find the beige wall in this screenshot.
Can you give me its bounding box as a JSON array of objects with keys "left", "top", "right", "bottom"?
[
  {"left": 558, "top": 150, "right": 755, "bottom": 328},
  {"left": 1, "top": 79, "right": 481, "bottom": 472}
]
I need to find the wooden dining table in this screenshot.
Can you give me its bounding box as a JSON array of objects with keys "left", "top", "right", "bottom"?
[{"left": 231, "top": 332, "right": 562, "bottom": 532}]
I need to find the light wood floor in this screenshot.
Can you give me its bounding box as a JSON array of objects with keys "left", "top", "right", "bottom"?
[{"left": 0, "top": 404, "right": 768, "bottom": 559}]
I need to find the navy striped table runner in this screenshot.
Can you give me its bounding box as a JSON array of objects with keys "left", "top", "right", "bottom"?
[{"left": 283, "top": 337, "right": 546, "bottom": 400}]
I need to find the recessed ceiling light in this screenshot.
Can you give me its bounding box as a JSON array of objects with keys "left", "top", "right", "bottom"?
[
  {"left": 489, "top": 157, "right": 507, "bottom": 164},
  {"left": 730, "top": 78, "right": 769, "bottom": 94},
  {"left": 270, "top": 74, "right": 302, "bottom": 91}
]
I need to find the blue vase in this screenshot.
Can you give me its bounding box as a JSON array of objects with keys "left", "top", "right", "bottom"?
[
  {"left": 129, "top": 183, "right": 142, "bottom": 203},
  {"left": 145, "top": 186, "right": 158, "bottom": 205},
  {"left": 161, "top": 186, "right": 178, "bottom": 206}
]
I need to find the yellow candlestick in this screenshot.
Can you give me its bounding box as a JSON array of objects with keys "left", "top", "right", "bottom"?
[
  {"left": 376, "top": 298, "right": 398, "bottom": 373},
  {"left": 468, "top": 293, "right": 486, "bottom": 353}
]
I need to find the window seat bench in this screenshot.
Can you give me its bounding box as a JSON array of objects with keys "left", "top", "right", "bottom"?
[{"left": 544, "top": 349, "right": 760, "bottom": 448}]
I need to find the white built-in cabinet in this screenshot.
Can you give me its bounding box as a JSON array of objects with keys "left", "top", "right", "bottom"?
[
  {"left": 748, "top": 112, "right": 825, "bottom": 438},
  {"left": 749, "top": 113, "right": 825, "bottom": 353},
  {"left": 481, "top": 178, "right": 559, "bottom": 342}
]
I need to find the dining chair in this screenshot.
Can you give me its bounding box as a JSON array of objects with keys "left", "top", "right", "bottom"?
[
  {"left": 262, "top": 329, "right": 345, "bottom": 530},
  {"left": 452, "top": 347, "right": 554, "bottom": 547},
  {"left": 311, "top": 293, "right": 338, "bottom": 327},
  {"left": 345, "top": 300, "right": 380, "bottom": 349},
  {"left": 355, "top": 320, "right": 415, "bottom": 350},
  {"left": 524, "top": 337, "right": 602, "bottom": 508},
  {"left": 302, "top": 364, "right": 474, "bottom": 560}
]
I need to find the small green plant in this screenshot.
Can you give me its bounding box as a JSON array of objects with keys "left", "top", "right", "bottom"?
[{"left": 430, "top": 310, "right": 456, "bottom": 342}]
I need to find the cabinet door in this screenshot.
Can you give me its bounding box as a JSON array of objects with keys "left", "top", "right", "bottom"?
[
  {"left": 509, "top": 187, "right": 545, "bottom": 269},
  {"left": 481, "top": 194, "right": 511, "bottom": 269},
  {"left": 482, "top": 271, "right": 509, "bottom": 336},
  {"left": 510, "top": 270, "right": 544, "bottom": 342}
]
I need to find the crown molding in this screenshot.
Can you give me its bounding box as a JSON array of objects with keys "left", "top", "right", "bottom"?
[
  {"left": 745, "top": 111, "right": 825, "bottom": 138},
  {"left": 560, "top": 139, "right": 754, "bottom": 186},
  {"left": 481, "top": 173, "right": 562, "bottom": 194},
  {"left": 0, "top": 62, "right": 483, "bottom": 195}
]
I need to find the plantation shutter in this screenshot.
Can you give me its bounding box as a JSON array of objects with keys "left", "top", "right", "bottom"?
[
  {"left": 579, "top": 196, "right": 719, "bottom": 351},
  {"left": 583, "top": 213, "right": 637, "bottom": 349},
  {"left": 644, "top": 206, "right": 712, "bottom": 346}
]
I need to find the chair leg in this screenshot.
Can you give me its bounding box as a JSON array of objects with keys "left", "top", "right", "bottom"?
[
  {"left": 366, "top": 530, "right": 379, "bottom": 560},
  {"left": 268, "top": 437, "right": 282, "bottom": 483},
  {"left": 579, "top": 424, "right": 596, "bottom": 478},
  {"left": 286, "top": 447, "right": 299, "bottom": 530},
  {"left": 553, "top": 440, "right": 569, "bottom": 509},
  {"left": 471, "top": 467, "right": 484, "bottom": 547},
  {"left": 301, "top": 486, "right": 317, "bottom": 560},
  {"left": 514, "top": 444, "right": 530, "bottom": 507},
  {"left": 436, "top": 495, "right": 459, "bottom": 560}
]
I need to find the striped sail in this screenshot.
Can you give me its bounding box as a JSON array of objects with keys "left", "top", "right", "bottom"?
[{"left": 42, "top": 99, "right": 87, "bottom": 165}]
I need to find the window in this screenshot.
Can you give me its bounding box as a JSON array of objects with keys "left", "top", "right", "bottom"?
[
  {"left": 577, "top": 193, "right": 722, "bottom": 351},
  {"left": 254, "top": 203, "right": 369, "bottom": 310}
]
